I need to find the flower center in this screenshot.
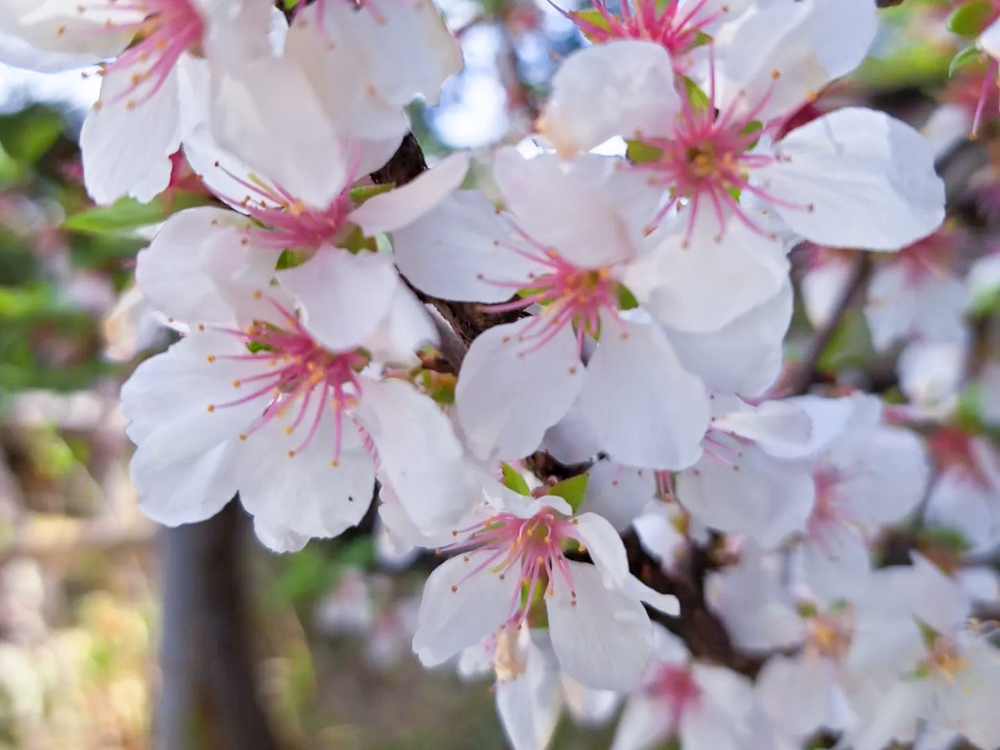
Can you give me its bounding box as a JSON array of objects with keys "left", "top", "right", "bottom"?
[
  {"left": 631, "top": 64, "right": 807, "bottom": 244},
  {"left": 481, "top": 228, "right": 623, "bottom": 361},
  {"left": 649, "top": 665, "right": 700, "bottom": 727},
  {"left": 205, "top": 298, "right": 369, "bottom": 459},
  {"left": 925, "top": 636, "right": 969, "bottom": 681},
  {"left": 208, "top": 160, "right": 361, "bottom": 252},
  {"left": 568, "top": 0, "right": 721, "bottom": 66},
  {"left": 805, "top": 611, "right": 853, "bottom": 660},
  {"left": 446, "top": 508, "right": 583, "bottom": 625}
]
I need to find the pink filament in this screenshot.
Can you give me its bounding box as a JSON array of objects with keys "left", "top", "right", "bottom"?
[
  {"left": 213, "top": 299, "right": 368, "bottom": 458},
  {"left": 444, "top": 508, "right": 584, "bottom": 625}
]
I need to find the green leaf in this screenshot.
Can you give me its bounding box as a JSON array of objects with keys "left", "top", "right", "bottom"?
[
  {"left": 62, "top": 192, "right": 210, "bottom": 235},
  {"left": 681, "top": 75, "right": 710, "bottom": 112},
  {"left": 625, "top": 139, "right": 662, "bottom": 165},
  {"left": 949, "top": 45, "right": 985, "bottom": 76},
  {"left": 276, "top": 249, "right": 305, "bottom": 270},
  {"left": 0, "top": 105, "right": 62, "bottom": 164},
  {"left": 616, "top": 283, "right": 639, "bottom": 310},
  {"left": 547, "top": 474, "right": 588, "bottom": 513},
  {"left": 502, "top": 463, "right": 531, "bottom": 496},
  {"left": 947, "top": 0, "right": 994, "bottom": 37}
]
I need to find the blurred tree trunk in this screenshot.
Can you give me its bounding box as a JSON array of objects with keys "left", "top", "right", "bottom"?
[{"left": 155, "top": 501, "right": 282, "bottom": 750}]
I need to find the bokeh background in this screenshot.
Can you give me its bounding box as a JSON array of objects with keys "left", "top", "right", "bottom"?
[{"left": 0, "top": 0, "right": 983, "bottom": 747}]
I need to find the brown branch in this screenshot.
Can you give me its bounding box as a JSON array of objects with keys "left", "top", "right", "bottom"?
[{"left": 783, "top": 253, "right": 873, "bottom": 396}]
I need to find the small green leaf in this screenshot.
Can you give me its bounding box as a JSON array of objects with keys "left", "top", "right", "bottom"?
[
  {"left": 62, "top": 192, "right": 210, "bottom": 235},
  {"left": 616, "top": 284, "right": 639, "bottom": 311},
  {"left": 502, "top": 463, "right": 532, "bottom": 496},
  {"left": 947, "top": 0, "right": 994, "bottom": 37},
  {"left": 949, "top": 45, "right": 984, "bottom": 76},
  {"left": 547, "top": 474, "right": 589, "bottom": 513},
  {"left": 625, "top": 139, "right": 663, "bottom": 165}
]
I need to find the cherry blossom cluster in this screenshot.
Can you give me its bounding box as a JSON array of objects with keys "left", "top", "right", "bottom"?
[{"left": 3, "top": 0, "right": 1000, "bottom": 747}]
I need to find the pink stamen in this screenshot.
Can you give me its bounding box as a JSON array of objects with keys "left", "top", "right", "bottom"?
[
  {"left": 85, "top": 0, "right": 205, "bottom": 106},
  {"left": 633, "top": 54, "right": 807, "bottom": 241},
  {"left": 564, "top": 0, "right": 720, "bottom": 67},
  {"left": 478, "top": 223, "right": 622, "bottom": 361},
  {"left": 207, "top": 298, "right": 369, "bottom": 460},
  {"left": 444, "top": 508, "right": 585, "bottom": 625}
]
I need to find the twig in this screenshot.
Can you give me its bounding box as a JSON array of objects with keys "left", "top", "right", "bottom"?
[{"left": 783, "top": 253, "right": 873, "bottom": 396}]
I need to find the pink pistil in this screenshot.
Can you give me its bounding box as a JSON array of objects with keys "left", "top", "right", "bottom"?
[
  {"left": 806, "top": 468, "right": 853, "bottom": 552},
  {"left": 90, "top": 0, "right": 205, "bottom": 106},
  {"left": 210, "top": 299, "right": 369, "bottom": 459},
  {"left": 649, "top": 665, "right": 701, "bottom": 729},
  {"left": 633, "top": 57, "right": 805, "bottom": 243},
  {"left": 567, "top": 0, "right": 719, "bottom": 65},
  {"left": 445, "top": 508, "right": 584, "bottom": 626},
  {"left": 480, "top": 225, "right": 622, "bottom": 360}
]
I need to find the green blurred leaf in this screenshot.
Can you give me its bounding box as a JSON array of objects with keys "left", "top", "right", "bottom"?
[
  {"left": 62, "top": 192, "right": 210, "bottom": 235},
  {"left": 947, "top": 0, "right": 994, "bottom": 37},
  {"left": 568, "top": 8, "right": 611, "bottom": 40},
  {"left": 547, "top": 474, "right": 588, "bottom": 513},
  {"left": 502, "top": 463, "right": 531, "bottom": 496},
  {"left": 949, "top": 45, "right": 985, "bottom": 76},
  {"left": 0, "top": 105, "right": 62, "bottom": 164},
  {"left": 349, "top": 183, "right": 394, "bottom": 205},
  {"left": 616, "top": 284, "right": 639, "bottom": 310}
]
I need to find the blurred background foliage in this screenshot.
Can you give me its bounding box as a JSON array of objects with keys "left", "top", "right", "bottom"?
[{"left": 0, "top": 0, "right": 988, "bottom": 747}]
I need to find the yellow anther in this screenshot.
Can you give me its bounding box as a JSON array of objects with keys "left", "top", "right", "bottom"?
[
  {"left": 287, "top": 450, "right": 296, "bottom": 458},
  {"left": 206, "top": 354, "right": 216, "bottom": 363},
  {"left": 206, "top": 404, "right": 215, "bottom": 412}
]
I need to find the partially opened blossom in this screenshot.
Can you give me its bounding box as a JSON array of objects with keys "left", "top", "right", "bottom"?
[
  {"left": 539, "top": 34, "right": 945, "bottom": 251},
  {"left": 460, "top": 628, "right": 619, "bottom": 750},
  {"left": 392, "top": 147, "right": 712, "bottom": 469},
  {"left": 412, "top": 488, "right": 678, "bottom": 691},
  {"left": 611, "top": 624, "right": 776, "bottom": 750},
  {"left": 0, "top": 0, "right": 275, "bottom": 204}
]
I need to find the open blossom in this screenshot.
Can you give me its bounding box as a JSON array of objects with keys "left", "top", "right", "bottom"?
[
  {"left": 0, "top": 0, "right": 275, "bottom": 204},
  {"left": 612, "top": 624, "right": 776, "bottom": 750},
  {"left": 392, "top": 147, "right": 713, "bottom": 469},
  {"left": 540, "top": 30, "right": 945, "bottom": 251},
  {"left": 121, "top": 262, "right": 480, "bottom": 551},
  {"left": 412, "top": 489, "right": 678, "bottom": 691}
]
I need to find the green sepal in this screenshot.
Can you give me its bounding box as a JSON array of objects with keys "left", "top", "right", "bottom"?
[
  {"left": 682, "top": 75, "right": 711, "bottom": 113},
  {"left": 616, "top": 284, "right": 639, "bottom": 310},
  {"left": 947, "top": 0, "right": 994, "bottom": 38},
  {"left": 625, "top": 139, "right": 663, "bottom": 165},
  {"left": 949, "top": 45, "right": 984, "bottom": 76},
  {"left": 246, "top": 341, "right": 273, "bottom": 354},
  {"left": 349, "top": 182, "right": 395, "bottom": 205},
  {"left": 547, "top": 474, "right": 589, "bottom": 513},
  {"left": 276, "top": 249, "right": 306, "bottom": 270},
  {"left": 502, "top": 463, "right": 532, "bottom": 496}
]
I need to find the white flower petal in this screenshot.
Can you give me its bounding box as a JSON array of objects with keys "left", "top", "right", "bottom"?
[
  {"left": 412, "top": 552, "right": 520, "bottom": 666},
  {"left": 610, "top": 696, "right": 672, "bottom": 750},
  {"left": 349, "top": 151, "right": 470, "bottom": 235},
  {"left": 357, "top": 378, "right": 481, "bottom": 534},
  {"left": 547, "top": 561, "right": 653, "bottom": 691},
  {"left": 279, "top": 247, "right": 398, "bottom": 352},
  {"left": 580, "top": 460, "right": 656, "bottom": 532},
  {"left": 456, "top": 318, "right": 583, "bottom": 461},
  {"left": 759, "top": 109, "right": 945, "bottom": 250},
  {"left": 391, "top": 191, "right": 537, "bottom": 302},
  {"left": 540, "top": 40, "right": 679, "bottom": 156},
  {"left": 580, "top": 315, "right": 709, "bottom": 471}
]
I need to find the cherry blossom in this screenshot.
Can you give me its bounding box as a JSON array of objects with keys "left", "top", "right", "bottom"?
[{"left": 412, "top": 488, "right": 678, "bottom": 690}]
